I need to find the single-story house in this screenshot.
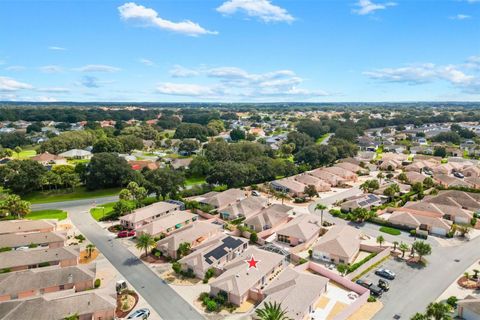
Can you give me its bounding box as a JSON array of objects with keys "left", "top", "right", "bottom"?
[
  {"left": 270, "top": 178, "right": 307, "bottom": 197},
  {"left": 209, "top": 247, "right": 286, "bottom": 306},
  {"left": 0, "top": 220, "right": 56, "bottom": 235},
  {"left": 196, "top": 189, "right": 247, "bottom": 211},
  {"left": 0, "top": 232, "right": 65, "bottom": 249},
  {"left": 0, "top": 264, "right": 95, "bottom": 302},
  {"left": 156, "top": 221, "right": 222, "bottom": 259},
  {"left": 254, "top": 268, "right": 329, "bottom": 320},
  {"left": 276, "top": 214, "right": 322, "bottom": 247},
  {"left": 308, "top": 169, "right": 346, "bottom": 187},
  {"left": 120, "top": 201, "right": 182, "bottom": 230},
  {"left": 244, "top": 204, "right": 292, "bottom": 233},
  {"left": 335, "top": 161, "right": 364, "bottom": 174},
  {"left": 433, "top": 174, "right": 472, "bottom": 188},
  {"left": 386, "top": 210, "right": 452, "bottom": 236},
  {"left": 179, "top": 235, "right": 248, "bottom": 278},
  {"left": 457, "top": 295, "right": 480, "bottom": 320},
  {"left": 219, "top": 197, "right": 268, "bottom": 220},
  {"left": 0, "top": 246, "right": 79, "bottom": 272},
  {"left": 340, "top": 194, "right": 383, "bottom": 212},
  {"left": 0, "top": 291, "right": 116, "bottom": 320},
  {"left": 31, "top": 152, "right": 67, "bottom": 166},
  {"left": 170, "top": 158, "right": 193, "bottom": 170},
  {"left": 128, "top": 160, "right": 159, "bottom": 171},
  {"left": 294, "top": 174, "right": 331, "bottom": 192},
  {"left": 58, "top": 149, "right": 92, "bottom": 160},
  {"left": 404, "top": 171, "right": 428, "bottom": 185},
  {"left": 312, "top": 225, "right": 361, "bottom": 264},
  {"left": 462, "top": 165, "right": 480, "bottom": 178},
  {"left": 403, "top": 200, "right": 473, "bottom": 225},
  {"left": 322, "top": 166, "right": 358, "bottom": 182},
  {"left": 136, "top": 211, "right": 198, "bottom": 237}
]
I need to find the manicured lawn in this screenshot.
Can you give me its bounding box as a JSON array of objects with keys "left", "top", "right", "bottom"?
[
  {"left": 26, "top": 209, "right": 67, "bottom": 221},
  {"left": 16, "top": 149, "right": 37, "bottom": 159},
  {"left": 315, "top": 133, "right": 330, "bottom": 144},
  {"left": 90, "top": 202, "right": 117, "bottom": 221},
  {"left": 185, "top": 177, "right": 206, "bottom": 186},
  {"left": 23, "top": 187, "right": 121, "bottom": 204},
  {"left": 379, "top": 226, "right": 401, "bottom": 236}
]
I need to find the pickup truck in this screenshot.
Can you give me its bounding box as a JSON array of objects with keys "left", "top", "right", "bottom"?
[{"left": 355, "top": 279, "right": 383, "bottom": 297}]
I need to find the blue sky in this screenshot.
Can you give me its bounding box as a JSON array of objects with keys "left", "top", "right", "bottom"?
[{"left": 0, "top": 0, "right": 479, "bottom": 102}]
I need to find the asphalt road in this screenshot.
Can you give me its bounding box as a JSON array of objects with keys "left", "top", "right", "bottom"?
[
  {"left": 66, "top": 204, "right": 204, "bottom": 320},
  {"left": 309, "top": 188, "right": 480, "bottom": 319},
  {"left": 31, "top": 195, "right": 119, "bottom": 211}
]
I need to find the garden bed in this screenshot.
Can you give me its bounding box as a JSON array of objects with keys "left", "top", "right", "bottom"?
[
  {"left": 116, "top": 291, "right": 139, "bottom": 318},
  {"left": 457, "top": 276, "right": 479, "bottom": 289}
]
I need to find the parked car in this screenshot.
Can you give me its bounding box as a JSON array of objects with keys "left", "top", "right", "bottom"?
[
  {"left": 127, "top": 308, "right": 150, "bottom": 319},
  {"left": 378, "top": 279, "right": 390, "bottom": 291},
  {"left": 375, "top": 268, "right": 396, "bottom": 280},
  {"left": 355, "top": 279, "right": 383, "bottom": 297},
  {"left": 453, "top": 172, "right": 465, "bottom": 179},
  {"left": 118, "top": 230, "right": 135, "bottom": 238},
  {"left": 116, "top": 280, "right": 127, "bottom": 294},
  {"left": 15, "top": 246, "right": 30, "bottom": 251},
  {"left": 127, "top": 230, "right": 136, "bottom": 237},
  {"left": 251, "top": 190, "right": 261, "bottom": 196}
]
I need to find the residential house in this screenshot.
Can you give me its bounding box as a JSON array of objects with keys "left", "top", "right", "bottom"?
[
  {"left": 0, "top": 246, "right": 79, "bottom": 272},
  {"left": 404, "top": 171, "right": 428, "bottom": 185},
  {"left": 120, "top": 201, "right": 182, "bottom": 230},
  {"left": 0, "top": 232, "right": 65, "bottom": 249},
  {"left": 294, "top": 174, "right": 331, "bottom": 192},
  {"left": 457, "top": 295, "right": 480, "bottom": 320},
  {"left": 0, "top": 291, "right": 116, "bottom": 320},
  {"left": 209, "top": 247, "right": 286, "bottom": 306},
  {"left": 462, "top": 165, "right": 480, "bottom": 178},
  {"left": 196, "top": 189, "right": 247, "bottom": 211},
  {"left": 322, "top": 166, "right": 358, "bottom": 182},
  {"left": 58, "top": 149, "right": 92, "bottom": 160},
  {"left": 135, "top": 211, "right": 198, "bottom": 237},
  {"left": 386, "top": 210, "right": 452, "bottom": 236},
  {"left": 379, "top": 159, "right": 402, "bottom": 171},
  {"left": 170, "top": 158, "right": 193, "bottom": 170},
  {"left": 335, "top": 161, "right": 364, "bottom": 174},
  {"left": 128, "top": 160, "right": 159, "bottom": 171},
  {"left": 254, "top": 268, "right": 328, "bottom": 320},
  {"left": 31, "top": 152, "right": 67, "bottom": 166},
  {"left": 312, "top": 225, "right": 361, "bottom": 264},
  {"left": 0, "top": 220, "right": 56, "bottom": 235},
  {"left": 270, "top": 178, "right": 308, "bottom": 197},
  {"left": 433, "top": 174, "right": 472, "bottom": 188},
  {"left": 219, "top": 197, "right": 268, "bottom": 220},
  {"left": 0, "top": 264, "right": 95, "bottom": 302},
  {"left": 244, "top": 204, "right": 292, "bottom": 233},
  {"left": 340, "top": 194, "right": 383, "bottom": 212},
  {"left": 156, "top": 221, "right": 222, "bottom": 259},
  {"left": 178, "top": 235, "right": 248, "bottom": 278},
  {"left": 276, "top": 214, "right": 322, "bottom": 247},
  {"left": 308, "top": 169, "right": 346, "bottom": 187}
]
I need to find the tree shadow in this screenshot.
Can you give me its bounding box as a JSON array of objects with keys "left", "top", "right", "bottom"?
[{"left": 123, "top": 257, "right": 141, "bottom": 266}]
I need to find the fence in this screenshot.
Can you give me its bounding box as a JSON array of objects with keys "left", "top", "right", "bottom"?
[{"left": 345, "top": 247, "right": 391, "bottom": 280}]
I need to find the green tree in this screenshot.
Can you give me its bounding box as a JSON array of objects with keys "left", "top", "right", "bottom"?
[
  {"left": 64, "top": 314, "right": 80, "bottom": 320},
  {"left": 304, "top": 185, "right": 318, "bottom": 199},
  {"left": 315, "top": 203, "right": 327, "bottom": 227},
  {"left": 2, "top": 194, "right": 31, "bottom": 218},
  {"left": 250, "top": 232, "right": 258, "bottom": 244},
  {"left": 145, "top": 168, "right": 185, "bottom": 200},
  {"left": 413, "top": 241, "right": 432, "bottom": 263},
  {"left": 393, "top": 241, "right": 399, "bottom": 252},
  {"left": 177, "top": 242, "right": 191, "bottom": 258},
  {"left": 410, "top": 313, "right": 428, "bottom": 320},
  {"left": 376, "top": 235, "right": 385, "bottom": 247},
  {"left": 0, "top": 160, "right": 47, "bottom": 194},
  {"left": 86, "top": 153, "right": 135, "bottom": 190},
  {"left": 399, "top": 242, "right": 409, "bottom": 258},
  {"left": 14, "top": 146, "right": 22, "bottom": 159},
  {"left": 86, "top": 244, "right": 96, "bottom": 258},
  {"left": 275, "top": 192, "right": 290, "bottom": 205},
  {"left": 136, "top": 233, "right": 156, "bottom": 258},
  {"left": 230, "top": 128, "right": 246, "bottom": 141},
  {"left": 423, "top": 177, "right": 434, "bottom": 189},
  {"left": 255, "top": 302, "right": 291, "bottom": 320},
  {"left": 425, "top": 302, "right": 451, "bottom": 320}
]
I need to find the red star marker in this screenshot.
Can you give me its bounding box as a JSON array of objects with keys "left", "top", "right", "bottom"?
[{"left": 245, "top": 255, "right": 260, "bottom": 269}]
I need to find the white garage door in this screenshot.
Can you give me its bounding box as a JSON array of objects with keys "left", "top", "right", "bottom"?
[{"left": 431, "top": 227, "right": 446, "bottom": 236}]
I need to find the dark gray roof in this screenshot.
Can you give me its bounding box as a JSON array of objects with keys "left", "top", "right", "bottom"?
[{"left": 205, "top": 236, "right": 245, "bottom": 265}]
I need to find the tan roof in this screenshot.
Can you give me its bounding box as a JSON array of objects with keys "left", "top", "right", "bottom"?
[
  {"left": 273, "top": 178, "right": 306, "bottom": 194},
  {"left": 136, "top": 211, "right": 197, "bottom": 235},
  {"left": 427, "top": 190, "right": 480, "bottom": 211},
  {"left": 405, "top": 171, "right": 428, "bottom": 184},
  {"left": 257, "top": 268, "right": 328, "bottom": 320},
  {"left": 0, "top": 264, "right": 95, "bottom": 296},
  {"left": 434, "top": 174, "right": 472, "bottom": 188},
  {"left": 0, "top": 246, "right": 79, "bottom": 269},
  {"left": 171, "top": 158, "right": 193, "bottom": 169},
  {"left": 244, "top": 204, "right": 292, "bottom": 230},
  {"left": 294, "top": 174, "right": 330, "bottom": 188},
  {"left": 199, "top": 189, "right": 246, "bottom": 209},
  {"left": 322, "top": 166, "right": 357, "bottom": 179},
  {"left": 387, "top": 211, "right": 452, "bottom": 231},
  {"left": 220, "top": 197, "right": 268, "bottom": 219},
  {"left": 335, "top": 161, "right": 363, "bottom": 173},
  {"left": 210, "top": 247, "right": 285, "bottom": 298},
  {"left": 120, "top": 201, "right": 181, "bottom": 224},
  {"left": 308, "top": 169, "right": 346, "bottom": 185},
  {"left": 313, "top": 225, "right": 360, "bottom": 259},
  {"left": 0, "top": 291, "right": 116, "bottom": 320},
  {"left": 458, "top": 296, "right": 480, "bottom": 315},
  {"left": 0, "top": 220, "right": 56, "bottom": 235},
  {"left": 0, "top": 232, "right": 65, "bottom": 248},
  {"left": 276, "top": 214, "right": 321, "bottom": 242},
  {"left": 31, "top": 152, "right": 65, "bottom": 162},
  {"left": 156, "top": 221, "right": 222, "bottom": 253}
]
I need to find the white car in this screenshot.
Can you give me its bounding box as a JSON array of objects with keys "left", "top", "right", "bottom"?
[{"left": 127, "top": 308, "right": 150, "bottom": 319}]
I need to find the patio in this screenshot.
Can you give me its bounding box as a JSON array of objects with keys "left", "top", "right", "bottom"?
[{"left": 311, "top": 282, "right": 357, "bottom": 320}]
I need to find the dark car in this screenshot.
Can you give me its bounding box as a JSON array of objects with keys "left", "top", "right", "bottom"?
[
  {"left": 355, "top": 279, "right": 383, "bottom": 297},
  {"left": 378, "top": 279, "right": 390, "bottom": 291},
  {"left": 375, "top": 268, "right": 396, "bottom": 280},
  {"left": 127, "top": 308, "right": 150, "bottom": 319},
  {"left": 453, "top": 172, "right": 465, "bottom": 179}
]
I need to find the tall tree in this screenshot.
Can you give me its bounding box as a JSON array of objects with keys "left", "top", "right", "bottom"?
[
  {"left": 135, "top": 233, "right": 156, "bottom": 258},
  {"left": 315, "top": 203, "right": 327, "bottom": 227}
]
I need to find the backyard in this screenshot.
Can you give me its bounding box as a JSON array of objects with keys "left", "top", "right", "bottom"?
[
  {"left": 26, "top": 209, "right": 67, "bottom": 220},
  {"left": 23, "top": 187, "right": 121, "bottom": 204}
]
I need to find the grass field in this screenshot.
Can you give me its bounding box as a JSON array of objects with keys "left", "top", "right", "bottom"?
[
  {"left": 26, "top": 209, "right": 67, "bottom": 221},
  {"left": 315, "top": 133, "right": 330, "bottom": 144},
  {"left": 379, "top": 226, "right": 401, "bottom": 236},
  {"left": 90, "top": 202, "right": 117, "bottom": 221},
  {"left": 185, "top": 177, "right": 206, "bottom": 186},
  {"left": 23, "top": 187, "right": 121, "bottom": 204},
  {"left": 16, "top": 149, "right": 37, "bottom": 159}
]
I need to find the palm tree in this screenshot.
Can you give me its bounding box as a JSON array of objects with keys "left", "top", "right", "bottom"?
[
  {"left": 177, "top": 242, "right": 191, "bottom": 258},
  {"left": 86, "top": 244, "right": 95, "bottom": 258},
  {"left": 135, "top": 233, "right": 156, "bottom": 258},
  {"left": 377, "top": 172, "right": 384, "bottom": 185},
  {"left": 392, "top": 241, "right": 399, "bottom": 252},
  {"left": 376, "top": 235, "right": 385, "bottom": 247},
  {"left": 413, "top": 241, "right": 432, "bottom": 263},
  {"left": 399, "top": 242, "right": 409, "bottom": 258},
  {"left": 275, "top": 192, "right": 290, "bottom": 205},
  {"left": 315, "top": 203, "right": 327, "bottom": 227},
  {"left": 255, "top": 302, "right": 291, "bottom": 320},
  {"left": 425, "top": 302, "right": 451, "bottom": 320}
]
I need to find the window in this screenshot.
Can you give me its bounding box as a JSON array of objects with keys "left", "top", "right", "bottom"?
[{"left": 277, "top": 234, "right": 290, "bottom": 243}]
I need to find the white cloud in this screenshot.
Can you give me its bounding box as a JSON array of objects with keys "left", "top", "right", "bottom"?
[
  {"left": 139, "top": 58, "right": 154, "bottom": 66},
  {"left": 74, "top": 64, "right": 121, "bottom": 72},
  {"left": 39, "top": 65, "right": 63, "bottom": 73},
  {"left": 0, "top": 76, "right": 33, "bottom": 91},
  {"left": 155, "top": 83, "right": 221, "bottom": 97},
  {"left": 37, "top": 87, "right": 70, "bottom": 93},
  {"left": 5, "top": 65, "right": 26, "bottom": 72},
  {"left": 170, "top": 65, "right": 200, "bottom": 77},
  {"left": 364, "top": 59, "right": 480, "bottom": 94},
  {"left": 450, "top": 14, "right": 471, "bottom": 20},
  {"left": 353, "top": 0, "right": 397, "bottom": 15},
  {"left": 48, "top": 46, "right": 67, "bottom": 51},
  {"left": 118, "top": 2, "right": 217, "bottom": 36},
  {"left": 217, "top": 0, "right": 294, "bottom": 23}
]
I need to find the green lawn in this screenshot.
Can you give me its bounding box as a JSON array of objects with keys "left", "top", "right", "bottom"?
[
  {"left": 26, "top": 209, "right": 67, "bottom": 221},
  {"left": 185, "top": 177, "right": 206, "bottom": 186},
  {"left": 23, "top": 187, "right": 121, "bottom": 204},
  {"left": 16, "top": 149, "right": 37, "bottom": 159},
  {"left": 315, "top": 133, "right": 330, "bottom": 144},
  {"left": 90, "top": 202, "right": 117, "bottom": 221},
  {"left": 379, "top": 226, "right": 401, "bottom": 236}
]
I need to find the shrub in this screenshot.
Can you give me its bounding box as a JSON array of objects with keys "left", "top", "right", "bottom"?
[
  {"left": 199, "top": 292, "right": 209, "bottom": 301},
  {"left": 74, "top": 234, "right": 86, "bottom": 243},
  {"left": 471, "top": 217, "right": 477, "bottom": 227},
  {"left": 368, "top": 296, "right": 377, "bottom": 302},
  {"left": 0, "top": 247, "right": 12, "bottom": 252},
  {"left": 203, "top": 268, "right": 215, "bottom": 283},
  {"left": 446, "top": 296, "right": 458, "bottom": 308},
  {"left": 38, "top": 262, "right": 50, "bottom": 268},
  {"left": 154, "top": 251, "right": 161, "bottom": 258},
  {"left": 206, "top": 300, "right": 217, "bottom": 312},
  {"left": 379, "top": 226, "right": 401, "bottom": 236},
  {"left": 297, "top": 258, "right": 308, "bottom": 265},
  {"left": 94, "top": 278, "right": 101, "bottom": 288},
  {"left": 0, "top": 268, "right": 11, "bottom": 274},
  {"left": 28, "top": 243, "right": 38, "bottom": 248},
  {"left": 172, "top": 262, "right": 182, "bottom": 274},
  {"left": 347, "top": 253, "right": 377, "bottom": 274},
  {"left": 249, "top": 232, "right": 258, "bottom": 244}
]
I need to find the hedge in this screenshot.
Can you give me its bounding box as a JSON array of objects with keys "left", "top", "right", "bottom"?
[
  {"left": 379, "top": 226, "right": 401, "bottom": 236},
  {"left": 347, "top": 253, "right": 377, "bottom": 274}
]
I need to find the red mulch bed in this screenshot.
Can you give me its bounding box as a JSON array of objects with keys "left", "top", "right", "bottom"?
[
  {"left": 457, "top": 276, "right": 480, "bottom": 289},
  {"left": 140, "top": 253, "right": 168, "bottom": 264},
  {"left": 116, "top": 291, "right": 139, "bottom": 318},
  {"left": 108, "top": 224, "right": 125, "bottom": 233}
]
